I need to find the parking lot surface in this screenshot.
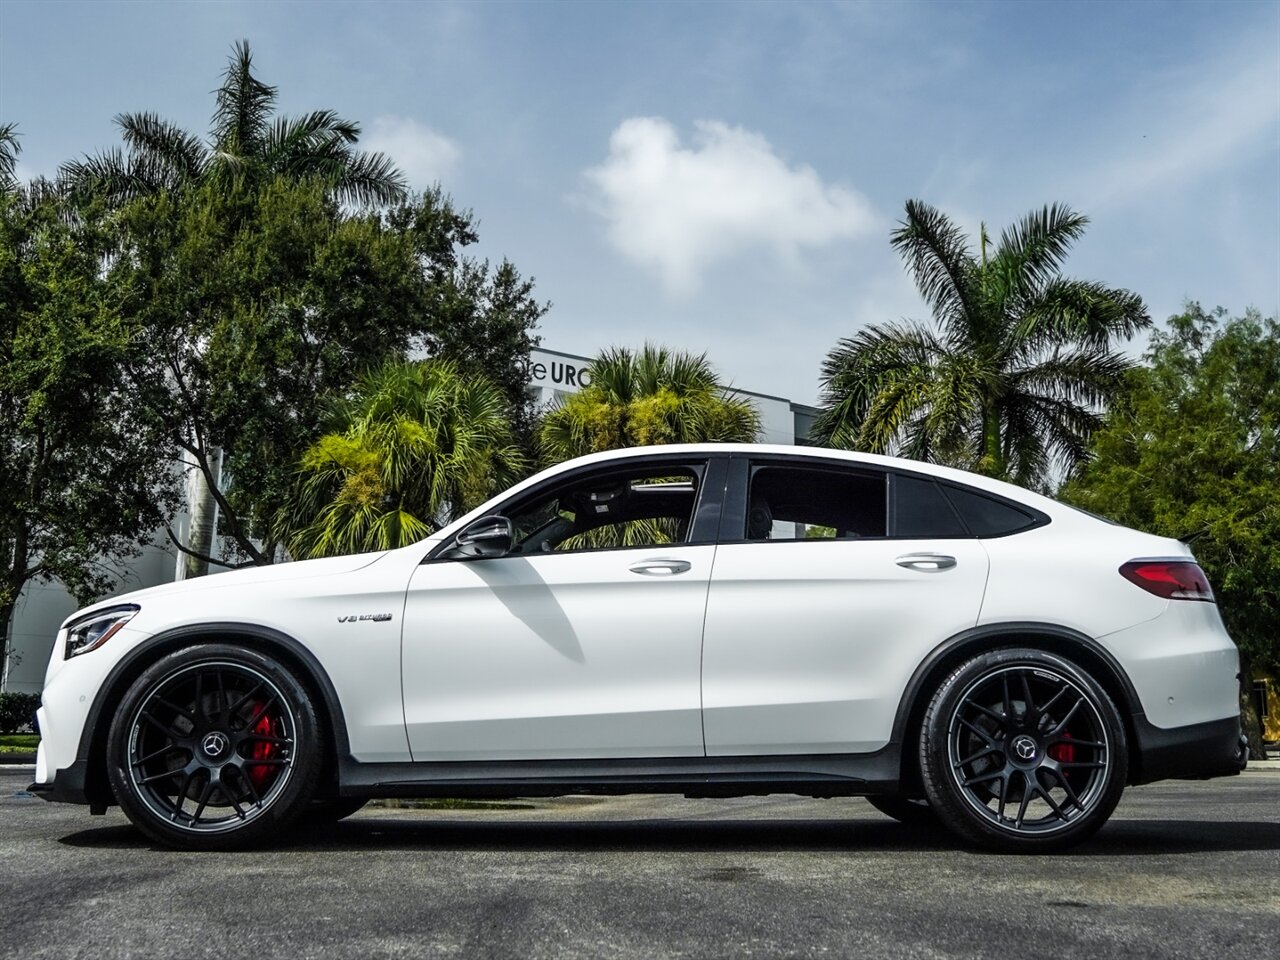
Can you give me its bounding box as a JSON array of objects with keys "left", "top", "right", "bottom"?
[{"left": 2, "top": 764, "right": 1277, "bottom": 959}]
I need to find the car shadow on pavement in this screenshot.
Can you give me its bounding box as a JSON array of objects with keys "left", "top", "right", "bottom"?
[{"left": 58, "top": 816, "right": 1280, "bottom": 855}]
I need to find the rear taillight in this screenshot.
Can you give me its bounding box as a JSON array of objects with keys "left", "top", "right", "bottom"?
[{"left": 1119, "top": 559, "right": 1215, "bottom": 602}]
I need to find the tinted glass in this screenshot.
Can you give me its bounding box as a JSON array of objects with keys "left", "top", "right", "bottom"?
[
  {"left": 508, "top": 468, "right": 700, "bottom": 554},
  {"left": 941, "top": 484, "right": 1037, "bottom": 537},
  {"left": 746, "top": 466, "right": 886, "bottom": 540},
  {"left": 893, "top": 475, "right": 968, "bottom": 538}
]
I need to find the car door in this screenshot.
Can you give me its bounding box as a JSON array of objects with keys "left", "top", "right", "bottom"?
[
  {"left": 401, "top": 456, "right": 723, "bottom": 762},
  {"left": 700, "top": 456, "right": 990, "bottom": 756}
]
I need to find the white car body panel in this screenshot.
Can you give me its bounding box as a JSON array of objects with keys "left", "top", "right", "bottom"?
[
  {"left": 702, "top": 538, "right": 990, "bottom": 754},
  {"left": 30, "top": 443, "right": 1243, "bottom": 814},
  {"left": 402, "top": 544, "right": 714, "bottom": 760}
]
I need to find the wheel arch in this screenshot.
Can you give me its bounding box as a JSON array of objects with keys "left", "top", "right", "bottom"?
[
  {"left": 77, "top": 622, "right": 351, "bottom": 808},
  {"left": 891, "top": 622, "right": 1143, "bottom": 793}
]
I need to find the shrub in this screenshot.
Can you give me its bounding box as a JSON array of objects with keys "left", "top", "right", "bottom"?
[{"left": 0, "top": 692, "right": 41, "bottom": 734}]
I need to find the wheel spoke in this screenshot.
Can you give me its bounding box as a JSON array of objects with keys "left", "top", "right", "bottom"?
[
  {"left": 139, "top": 710, "right": 183, "bottom": 740},
  {"left": 997, "top": 774, "right": 1011, "bottom": 821},
  {"left": 1014, "top": 774, "right": 1033, "bottom": 828},
  {"left": 190, "top": 775, "right": 214, "bottom": 824},
  {"left": 958, "top": 716, "right": 998, "bottom": 745},
  {"left": 243, "top": 695, "right": 277, "bottom": 730},
  {"left": 1034, "top": 776, "right": 1068, "bottom": 821},
  {"left": 134, "top": 743, "right": 188, "bottom": 766},
  {"left": 1050, "top": 767, "right": 1083, "bottom": 811},
  {"left": 1019, "top": 672, "right": 1036, "bottom": 721},
  {"left": 151, "top": 695, "right": 195, "bottom": 724},
  {"left": 170, "top": 770, "right": 194, "bottom": 822},
  {"left": 237, "top": 766, "right": 264, "bottom": 808},
  {"left": 1038, "top": 684, "right": 1069, "bottom": 719},
  {"left": 1002, "top": 674, "right": 1014, "bottom": 723},
  {"left": 955, "top": 744, "right": 1001, "bottom": 768},
  {"left": 963, "top": 699, "right": 1007, "bottom": 727},
  {"left": 194, "top": 672, "right": 205, "bottom": 721},
  {"left": 1049, "top": 697, "right": 1084, "bottom": 737},
  {"left": 1060, "top": 760, "right": 1107, "bottom": 769},
  {"left": 961, "top": 769, "right": 1004, "bottom": 788},
  {"left": 216, "top": 670, "right": 228, "bottom": 723},
  {"left": 226, "top": 682, "right": 265, "bottom": 725},
  {"left": 137, "top": 768, "right": 183, "bottom": 786}
]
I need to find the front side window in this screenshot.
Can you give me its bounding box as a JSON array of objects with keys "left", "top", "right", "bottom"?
[
  {"left": 505, "top": 465, "right": 703, "bottom": 554},
  {"left": 744, "top": 464, "right": 887, "bottom": 540}
]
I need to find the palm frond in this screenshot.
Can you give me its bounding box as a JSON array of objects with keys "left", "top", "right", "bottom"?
[
  {"left": 890, "top": 199, "right": 978, "bottom": 344},
  {"left": 993, "top": 203, "right": 1089, "bottom": 305},
  {"left": 1016, "top": 278, "right": 1151, "bottom": 352},
  {"left": 211, "top": 39, "right": 277, "bottom": 156},
  {"left": 0, "top": 122, "right": 21, "bottom": 193},
  {"left": 116, "top": 111, "right": 208, "bottom": 183}
]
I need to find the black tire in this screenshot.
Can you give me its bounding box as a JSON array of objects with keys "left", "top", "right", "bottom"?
[
  {"left": 865, "top": 795, "right": 937, "bottom": 827},
  {"left": 919, "top": 647, "right": 1127, "bottom": 853},
  {"left": 107, "top": 643, "right": 324, "bottom": 850}
]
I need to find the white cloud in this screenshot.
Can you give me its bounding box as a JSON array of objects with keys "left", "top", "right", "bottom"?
[
  {"left": 585, "top": 117, "right": 878, "bottom": 294},
  {"left": 363, "top": 115, "right": 460, "bottom": 188}
]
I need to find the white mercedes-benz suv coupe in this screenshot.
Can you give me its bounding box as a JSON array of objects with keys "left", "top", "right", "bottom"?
[{"left": 31, "top": 445, "right": 1245, "bottom": 852}]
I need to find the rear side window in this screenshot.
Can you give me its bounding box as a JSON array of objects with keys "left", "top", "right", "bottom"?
[
  {"left": 745, "top": 465, "right": 886, "bottom": 540},
  {"left": 941, "top": 484, "right": 1040, "bottom": 538},
  {"left": 892, "top": 474, "right": 969, "bottom": 538}
]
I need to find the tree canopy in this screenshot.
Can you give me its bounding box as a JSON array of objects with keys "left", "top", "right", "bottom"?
[
  {"left": 538, "top": 344, "right": 761, "bottom": 463},
  {"left": 284, "top": 359, "right": 525, "bottom": 559},
  {"left": 0, "top": 185, "right": 175, "bottom": 674},
  {"left": 814, "top": 201, "right": 1150, "bottom": 487},
  {"left": 1062, "top": 304, "right": 1280, "bottom": 676}
]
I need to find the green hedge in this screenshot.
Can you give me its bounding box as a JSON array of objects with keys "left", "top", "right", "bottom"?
[{"left": 0, "top": 693, "right": 41, "bottom": 734}]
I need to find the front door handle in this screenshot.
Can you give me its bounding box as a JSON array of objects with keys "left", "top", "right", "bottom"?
[
  {"left": 896, "top": 553, "right": 957, "bottom": 571},
  {"left": 629, "top": 558, "right": 692, "bottom": 576}
]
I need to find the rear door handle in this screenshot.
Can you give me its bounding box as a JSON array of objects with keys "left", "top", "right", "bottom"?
[
  {"left": 896, "top": 553, "right": 957, "bottom": 571},
  {"left": 629, "top": 558, "right": 692, "bottom": 576}
]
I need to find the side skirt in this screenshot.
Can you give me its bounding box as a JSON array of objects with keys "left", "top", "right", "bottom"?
[{"left": 336, "top": 747, "right": 902, "bottom": 800}]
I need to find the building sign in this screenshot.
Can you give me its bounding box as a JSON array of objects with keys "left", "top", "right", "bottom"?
[{"left": 526, "top": 350, "right": 592, "bottom": 390}]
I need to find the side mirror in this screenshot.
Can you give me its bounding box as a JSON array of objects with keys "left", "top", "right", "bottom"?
[{"left": 455, "top": 515, "right": 514, "bottom": 559}]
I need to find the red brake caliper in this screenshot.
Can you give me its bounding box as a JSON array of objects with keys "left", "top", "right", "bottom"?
[
  {"left": 1048, "top": 731, "right": 1075, "bottom": 783},
  {"left": 248, "top": 708, "right": 277, "bottom": 791}
]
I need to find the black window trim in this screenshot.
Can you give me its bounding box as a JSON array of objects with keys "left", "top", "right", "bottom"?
[
  {"left": 718, "top": 453, "right": 1051, "bottom": 544},
  {"left": 425, "top": 453, "right": 729, "bottom": 563}
]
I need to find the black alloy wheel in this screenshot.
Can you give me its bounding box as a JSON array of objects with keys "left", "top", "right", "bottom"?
[
  {"left": 920, "top": 648, "right": 1127, "bottom": 852},
  {"left": 108, "top": 644, "right": 323, "bottom": 850}
]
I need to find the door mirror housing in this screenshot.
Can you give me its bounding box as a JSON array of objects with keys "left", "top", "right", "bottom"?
[{"left": 455, "top": 516, "right": 514, "bottom": 559}]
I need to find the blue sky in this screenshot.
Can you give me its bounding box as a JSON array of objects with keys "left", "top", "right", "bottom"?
[{"left": 2, "top": 0, "right": 1277, "bottom": 403}]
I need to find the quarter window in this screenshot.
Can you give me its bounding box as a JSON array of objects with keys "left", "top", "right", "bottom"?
[{"left": 941, "top": 484, "right": 1039, "bottom": 537}]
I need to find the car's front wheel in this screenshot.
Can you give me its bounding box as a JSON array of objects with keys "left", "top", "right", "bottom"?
[
  {"left": 107, "top": 643, "right": 324, "bottom": 850},
  {"left": 919, "top": 647, "right": 1127, "bottom": 853}
]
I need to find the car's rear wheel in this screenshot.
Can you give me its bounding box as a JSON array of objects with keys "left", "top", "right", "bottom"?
[
  {"left": 864, "top": 795, "right": 937, "bottom": 827},
  {"left": 920, "top": 647, "right": 1127, "bottom": 853},
  {"left": 107, "top": 643, "right": 324, "bottom": 850}
]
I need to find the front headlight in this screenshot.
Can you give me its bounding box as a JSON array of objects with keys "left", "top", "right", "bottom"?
[{"left": 64, "top": 605, "right": 140, "bottom": 658}]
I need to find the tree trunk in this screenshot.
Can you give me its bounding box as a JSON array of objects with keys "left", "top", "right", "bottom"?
[
  {"left": 1240, "top": 687, "right": 1268, "bottom": 762},
  {"left": 181, "top": 447, "right": 223, "bottom": 580},
  {"left": 979, "top": 406, "right": 1003, "bottom": 478},
  {"left": 0, "top": 596, "right": 15, "bottom": 692}
]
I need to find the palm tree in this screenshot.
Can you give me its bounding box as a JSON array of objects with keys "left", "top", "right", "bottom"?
[
  {"left": 59, "top": 41, "right": 408, "bottom": 576},
  {"left": 61, "top": 41, "right": 406, "bottom": 206},
  {"left": 0, "top": 123, "right": 20, "bottom": 194},
  {"left": 283, "top": 359, "right": 526, "bottom": 559},
  {"left": 538, "top": 344, "right": 761, "bottom": 463},
  {"left": 813, "top": 200, "right": 1150, "bottom": 485}
]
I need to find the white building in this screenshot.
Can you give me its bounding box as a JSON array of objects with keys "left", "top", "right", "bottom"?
[{"left": 1, "top": 347, "right": 817, "bottom": 693}]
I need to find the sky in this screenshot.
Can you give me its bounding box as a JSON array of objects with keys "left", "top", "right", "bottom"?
[{"left": 2, "top": 0, "right": 1277, "bottom": 405}]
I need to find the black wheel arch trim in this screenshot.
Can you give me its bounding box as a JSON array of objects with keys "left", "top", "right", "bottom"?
[
  {"left": 890, "top": 621, "right": 1145, "bottom": 787},
  {"left": 66, "top": 621, "right": 350, "bottom": 807}
]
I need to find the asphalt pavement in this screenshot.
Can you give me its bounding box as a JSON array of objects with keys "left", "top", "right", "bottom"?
[{"left": 2, "top": 763, "right": 1277, "bottom": 959}]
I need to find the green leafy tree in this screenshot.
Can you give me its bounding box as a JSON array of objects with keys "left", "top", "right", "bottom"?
[
  {"left": 538, "top": 344, "right": 761, "bottom": 463},
  {"left": 66, "top": 42, "right": 543, "bottom": 574},
  {"left": 814, "top": 201, "right": 1150, "bottom": 486},
  {"left": 1061, "top": 304, "right": 1279, "bottom": 753},
  {"left": 0, "top": 185, "right": 175, "bottom": 674},
  {"left": 284, "top": 359, "right": 525, "bottom": 558}
]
